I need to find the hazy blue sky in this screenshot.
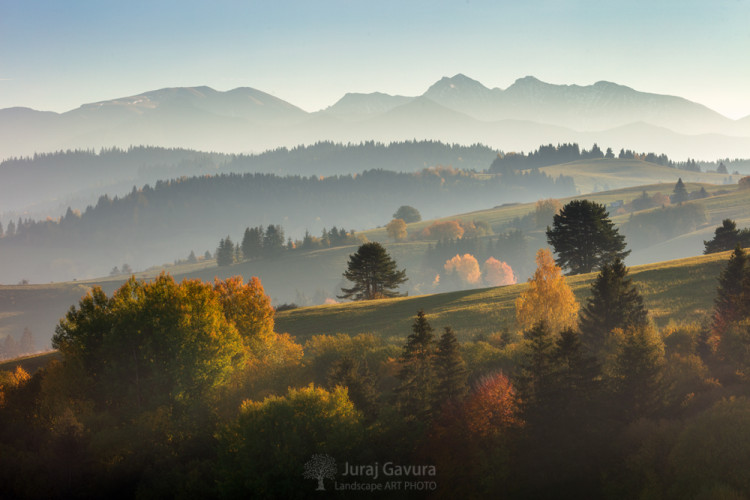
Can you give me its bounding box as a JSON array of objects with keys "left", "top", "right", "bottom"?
[{"left": 2, "top": 0, "right": 749, "bottom": 118}]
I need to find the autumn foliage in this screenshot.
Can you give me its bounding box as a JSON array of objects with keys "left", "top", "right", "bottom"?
[
  {"left": 515, "top": 248, "right": 579, "bottom": 333},
  {"left": 422, "top": 220, "right": 464, "bottom": 240},
  {"left": 444, "top": 254, "right": 481, "bottom": 285},
  {"left": 386, "top": 218, "right": 408, "bottom": 241},
  {"left": 483, "top": 257, "right": 516, "bottom": 286}
]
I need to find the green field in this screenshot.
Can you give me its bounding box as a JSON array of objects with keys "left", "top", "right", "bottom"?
[{"left": 275, "top": 250, "right": 734, "bottom": 343}]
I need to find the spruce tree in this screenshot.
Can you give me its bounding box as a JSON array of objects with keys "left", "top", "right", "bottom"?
[
  {"left": 579, "top": 258, "right": 648, "bottom": 356},
  {"left": 712, "top": 245, "right": 748, "bottom": 335},
  {"left": 432, "top": 327, "right": 468, "bottom": 409},
  {"left": 396, "top": 310, "right": 436, "bottom": 420}
]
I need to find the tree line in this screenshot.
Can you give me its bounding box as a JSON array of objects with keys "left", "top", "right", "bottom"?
[{"left": 489, "top": 142, "right": 708, "bottom": 173}]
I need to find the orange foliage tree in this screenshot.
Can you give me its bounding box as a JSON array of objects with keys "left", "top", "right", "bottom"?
[
  {"left": 515, "top": 248, "right": 579, "bottom": 333},
  {"left": 444, "top": 254, "right": 481, "bottom": 285},
  {"left": 214, "top": 276, "right": 275, "bottom": 345},
  {"left": 483, "top": 257, "right": 516, "bottom": 287},
  {"left": 422, "top": 220, "right": 464, "bottom": 240}
]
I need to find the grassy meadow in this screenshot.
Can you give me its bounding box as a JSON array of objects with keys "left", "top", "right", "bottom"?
[{"left": 276, "top": 249, "right": 734, "bottom": 343}]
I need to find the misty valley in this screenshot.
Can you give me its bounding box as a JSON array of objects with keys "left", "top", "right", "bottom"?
[{"left": 2, "top": 78, "right": 750, "bottom": 499}]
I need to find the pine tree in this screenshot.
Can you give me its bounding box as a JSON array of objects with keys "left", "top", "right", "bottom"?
[
  {"left": 396, "top": 310, "right": 436, "bottom": 419},
  {"left": 579, "top": 258, "right": 648, "bottom": 356},
  {"left": 546, "top": 199, "right": 629, "bottom": 275},
  {"left": 338, "top": 242, "right": 407, "bottom": 300},
  {"left": 712, "top": 245, "right": 748, "bottom": 335},
  {"left": 432, "top": 327, "right": 468, "bottom": 408}
]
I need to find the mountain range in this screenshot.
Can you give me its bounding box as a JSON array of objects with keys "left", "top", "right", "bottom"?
[{"left": 2, "top": 74, "right": 750, "bottom": 160}]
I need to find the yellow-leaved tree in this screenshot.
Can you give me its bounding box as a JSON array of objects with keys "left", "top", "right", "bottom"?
[
  {"left": 515, "top": 248, "right": 579, "bottom": 333},
  {"left": 386, "top": 218, "right": 408, "bottom": 241}
]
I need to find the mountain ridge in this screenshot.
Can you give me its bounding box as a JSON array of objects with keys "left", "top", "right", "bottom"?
[{"left": 1, "top": 75, "right": 749, "bottom": 160}]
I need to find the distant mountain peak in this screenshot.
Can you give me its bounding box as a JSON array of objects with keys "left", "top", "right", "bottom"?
[{"left": 426, "top": 74, "right": 490, "bottom": 93}]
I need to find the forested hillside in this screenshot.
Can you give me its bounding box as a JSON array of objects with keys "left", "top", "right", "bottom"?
[
  {"left": 0, "top": 141, "right": 498, "bottom": 218},
  {"left": 0, "top": 166, "right": 573, "bottom": 284}
]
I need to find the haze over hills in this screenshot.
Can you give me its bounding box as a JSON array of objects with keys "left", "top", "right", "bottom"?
[{"left": 2, "top": 75, "right": 750, "bottom": 161}]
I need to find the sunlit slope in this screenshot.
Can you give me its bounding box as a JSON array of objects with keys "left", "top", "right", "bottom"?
[
  {"left": 276, "top": 250, "right": 735, "bottom": 342},
  {"left": 540, "top": 159, "right": 741, "bottom": 193}
]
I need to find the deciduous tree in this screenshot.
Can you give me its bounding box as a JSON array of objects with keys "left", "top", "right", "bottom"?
[
  {"left": 386, "top": 218, "right": 408, "bottom": 241},
  {"left": 393, "top": 205, "right": 422, "bottom": 223},
  {"left": 483, "top": 257, "right": 516, "bottom": 287},
  {"left": 515, "top": 249, "right": 579, "bottom": 333},
  {"left": 444, "top": 253, "right": 481, "bottom": 286}
]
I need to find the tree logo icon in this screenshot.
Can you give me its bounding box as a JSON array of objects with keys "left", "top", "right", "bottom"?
[{"left": 303, "top": 454, "right": 337, "bottom": 491}]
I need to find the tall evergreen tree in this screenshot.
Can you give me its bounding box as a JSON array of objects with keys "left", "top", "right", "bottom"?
[
  {"left": 579, "top": 258, "right": 648, "bottom": 356},
  {"left": 514, "top": 320, "right": 556, "bottom": 419},
  {"left": 546, "top": 199, "right": 629, "bottom": 275},
  {"left": 216, "top": 236, "right": 235, "bottom": 266},
  {"left": 609, "top": 325, "right": 665, "bottom": 421},
  {"left": 712, "top": 245, "right": 748, "bottom": 335},
  {"left": 338, "top": 242, "right": 407, "bottom": 300},
  {"left": 396, "top": 310, "right": 436, "bottom": 420},
  {"left": 432, "top": 327, "right": 468, "bottom": 409}
]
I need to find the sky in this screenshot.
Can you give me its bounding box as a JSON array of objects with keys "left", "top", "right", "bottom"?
[{"left": 2, "top": 0, "right": 749, "bottom": 119}]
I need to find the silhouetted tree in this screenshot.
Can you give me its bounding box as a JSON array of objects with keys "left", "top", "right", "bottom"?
[
  {"left": 338, "top": 242, "right": 407, "bottom": 300},
  {"left": 546, "top": 199, "right": 629, "bottom": 274}
]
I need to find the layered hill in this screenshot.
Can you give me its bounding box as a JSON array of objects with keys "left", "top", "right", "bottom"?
[{"left": 2, "top": 75, "right": 750, "bottom": 160}]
